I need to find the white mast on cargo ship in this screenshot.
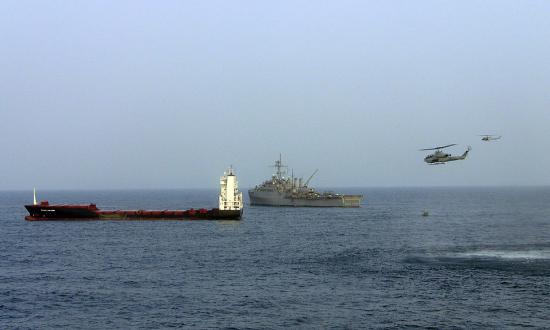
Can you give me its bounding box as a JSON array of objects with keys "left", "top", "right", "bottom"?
[
  {"left": 219, "top": 166, "right": 243, "bottom": 211},
  {"left": 33, "top": 188, "right": 37, "bottom": 205}
]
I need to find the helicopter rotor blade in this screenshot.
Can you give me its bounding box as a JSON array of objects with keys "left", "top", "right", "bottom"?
[{"left": 419, "top": 143, "right": 457, "bottom": 151}]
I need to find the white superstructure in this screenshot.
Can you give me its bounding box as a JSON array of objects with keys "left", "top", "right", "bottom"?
[{"left": 219, "top": 167, "right": 243, "bottom": 211}]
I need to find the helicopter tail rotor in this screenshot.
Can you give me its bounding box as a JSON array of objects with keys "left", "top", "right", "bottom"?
[{"left": 461, "top": 146, "right": 471, "bottom": 158}]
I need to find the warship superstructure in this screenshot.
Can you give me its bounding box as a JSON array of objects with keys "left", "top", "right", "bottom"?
[{"left": 248, "top": 156, "right": 363, "bottom": 207}]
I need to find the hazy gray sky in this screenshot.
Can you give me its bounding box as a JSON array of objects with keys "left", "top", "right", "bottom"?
[{"left": 2, "top": 1, "right": 550, "bottom": 189}]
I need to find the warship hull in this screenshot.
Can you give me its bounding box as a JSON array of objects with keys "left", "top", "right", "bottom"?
[
  {"left": 249, "top": 155, "right": 364, "bottom": 208},
  {"left": 248, "top": 190, "right": 362, "bottom": 207}
]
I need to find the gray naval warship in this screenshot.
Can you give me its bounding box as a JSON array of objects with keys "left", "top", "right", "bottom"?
[{"left": 248, "top": 156, "right": 363, "bottom": 207}]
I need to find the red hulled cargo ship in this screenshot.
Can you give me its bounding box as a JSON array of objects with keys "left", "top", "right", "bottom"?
[{"left": 24, "top": 168, "right": 244, "bottom": 221}]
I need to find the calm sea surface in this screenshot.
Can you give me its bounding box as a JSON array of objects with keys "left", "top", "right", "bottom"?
[{"left": 1, "top": 187, "right": 550, "bottom": 329}]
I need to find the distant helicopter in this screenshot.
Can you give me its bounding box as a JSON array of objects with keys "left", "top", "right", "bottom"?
[
  {"left": 479, "top": 134, "right": 501, "bottom": 142},
  {"left": 420, "top": 144, "right": 471, "bottom": 165}
]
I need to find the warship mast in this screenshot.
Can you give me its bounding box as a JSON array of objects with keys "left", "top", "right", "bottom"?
[{"left": 271, "top": 153, "right": 287, "bottom": 180}]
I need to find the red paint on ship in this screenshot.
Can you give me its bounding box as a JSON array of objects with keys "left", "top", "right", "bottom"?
[{"left": 24, "top": 201, "right": 242, "bottom": 221}]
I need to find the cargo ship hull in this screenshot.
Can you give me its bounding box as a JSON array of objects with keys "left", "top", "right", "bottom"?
[
  {"left": 25, "top": 167, "right": 244, "bottom": 221},
  {"left": 24, "top": 203, "right": 242, "bottom": 221}
]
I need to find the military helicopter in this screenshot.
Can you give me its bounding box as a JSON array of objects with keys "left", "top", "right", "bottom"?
[
  {"left": 420, "top": 144, "right": 471, "bottom": 165},
  {"left": 479, "top": 134, "right": 501, "bottom": 142}
]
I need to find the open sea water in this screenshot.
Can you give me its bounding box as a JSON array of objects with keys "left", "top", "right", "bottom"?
[{"left": 1, "top": 187, "right": 550, "bottom": 329}]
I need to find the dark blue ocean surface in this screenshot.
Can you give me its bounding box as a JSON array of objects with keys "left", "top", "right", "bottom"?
[{"left": 1, "top": 187, "right": 550, "bottom": 329}]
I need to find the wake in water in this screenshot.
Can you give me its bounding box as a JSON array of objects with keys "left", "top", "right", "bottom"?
[
  {"left": 404, "top": 244, "right": 550, "bottom": 276},
  {"left": 455, "top": 249, "right": 550, "bottom": 260}
]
